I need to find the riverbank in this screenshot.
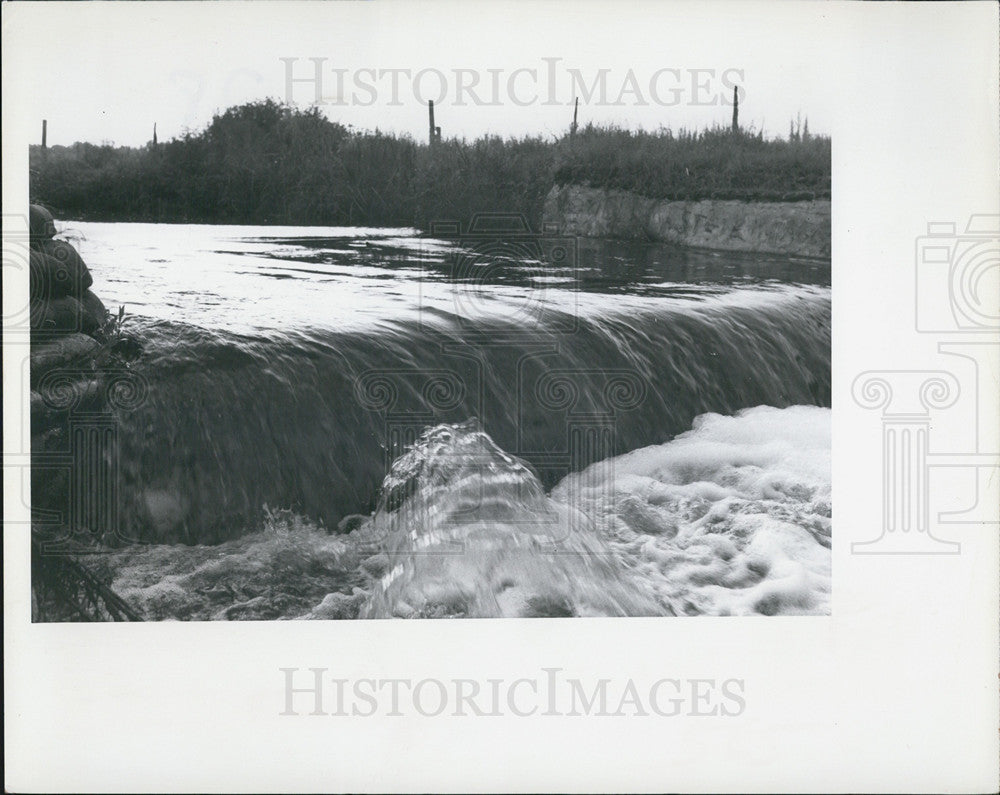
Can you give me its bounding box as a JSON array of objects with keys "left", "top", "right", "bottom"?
[
  {"left": 30, "top": 100, "right": 830, "bottom": 231},
  {"left": 544, "top": 184, "right": 831, "bottom": 259}
]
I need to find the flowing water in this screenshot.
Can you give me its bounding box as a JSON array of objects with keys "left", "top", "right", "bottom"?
[{"left": 52, "top": 222, "right": 830, "bottom": 619}]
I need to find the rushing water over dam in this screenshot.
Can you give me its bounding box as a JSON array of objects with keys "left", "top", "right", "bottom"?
[{"left": 39, "top": 222, "right": 831, "bottom": 619}]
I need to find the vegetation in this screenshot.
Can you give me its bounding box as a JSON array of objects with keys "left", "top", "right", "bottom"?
[
  {"left": 555, "top": 123, "right": 830, "bottom": 202},
  {"left": 30, "top": 99, "right": 830, "bottom": 229}
]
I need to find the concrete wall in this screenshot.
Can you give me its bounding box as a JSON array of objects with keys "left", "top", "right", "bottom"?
[{"left": 543, "top": 184, "right": 831, "bottom": 259}]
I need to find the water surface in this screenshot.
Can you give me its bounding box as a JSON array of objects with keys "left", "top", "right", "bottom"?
[{"left": 47, "top": 222, "right": 831, "bottom": 619}]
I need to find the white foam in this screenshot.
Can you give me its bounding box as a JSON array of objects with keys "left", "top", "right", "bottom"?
[{"left": 552, "top": 405, "right": 831, "bottom": 615}]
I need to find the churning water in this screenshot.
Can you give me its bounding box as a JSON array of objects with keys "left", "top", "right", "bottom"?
[{"left": 56, "top": 222, "right": 830, "bottom": 619}]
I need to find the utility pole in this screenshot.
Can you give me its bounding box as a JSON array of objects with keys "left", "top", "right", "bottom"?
[
  {"left": 428, "top": 101, "right": 441, "bottom": 146},
  {"left": 42, "top": 119, "right": 47, "bottom": 148},
  {"left": 731, "top": 87, "right": 739, "bottom": 134},
  {"left": 570, "top": 97, "right": 579, "bottom": 137},
  {"left": 152, "top": 123, "right": 158, "bottom": 146}
]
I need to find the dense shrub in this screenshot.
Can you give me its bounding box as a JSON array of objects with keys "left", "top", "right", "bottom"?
[{"left": 30, "top": 100, "right": 830, "bottom": 229}]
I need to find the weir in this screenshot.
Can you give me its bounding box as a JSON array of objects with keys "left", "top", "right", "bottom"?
[{"left": 42, "top": 288, "right": 830, "bottom": 546}]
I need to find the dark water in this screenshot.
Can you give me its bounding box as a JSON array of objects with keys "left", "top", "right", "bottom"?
[{"left": 46, "top": 223, "right": 831, "bottom": 619}]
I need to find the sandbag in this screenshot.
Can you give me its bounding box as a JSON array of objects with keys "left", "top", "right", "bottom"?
[
  {"left": 29, "top": 333, "right": 102, "bottom": 388},
  {"left": 79, "top": 288, "right": 110, "bottom": 328},
  {"left": 40, "top": 239, "right": 93, "bottom": 291},
  {"left": 29, "top": 240, "right": 93, "bottom": 300},
  {"left": 30, "top": 249, "right": 75, "bottom": 300},
  {"left": 30, "top": 296, "right": 102, "bottom": 336},
  {"left": 29, "top": 204, "right": 57, "bottom": 242}
]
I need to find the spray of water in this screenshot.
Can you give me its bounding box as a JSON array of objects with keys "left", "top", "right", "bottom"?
[{"left": 358, "top": 420, "right": 664, "bottom": 618}]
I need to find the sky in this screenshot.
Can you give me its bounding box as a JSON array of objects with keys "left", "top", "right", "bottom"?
[{"left": 4, "top": 0, "right": 843, "bottom": 148}]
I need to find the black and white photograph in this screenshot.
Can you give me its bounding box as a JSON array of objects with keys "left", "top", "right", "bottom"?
[
  {"left": 4, "top": 1, "right": 997, "bottom": 792},
  {"left": 25, "top": 17, "right": 831, "bottom": 624}
]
